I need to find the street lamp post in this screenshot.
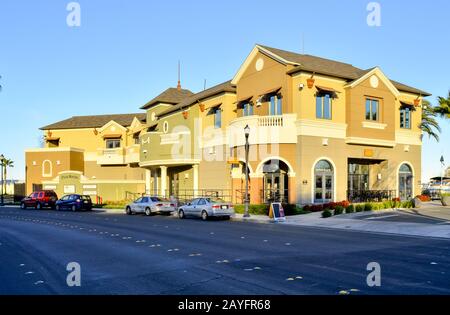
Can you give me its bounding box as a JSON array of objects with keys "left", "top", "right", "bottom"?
[
  {"left": 440, "top": 155, "right": 445, "bottom": 195},
  {"left": 243, "top": 125, "right": 250, "bottom": 218},
  {"left": 0, "top": 154, "right": 4, "bottom": 206}
]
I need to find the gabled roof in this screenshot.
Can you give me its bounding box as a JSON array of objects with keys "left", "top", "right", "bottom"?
[
  {"left": 140, "top": 87, "right": 194, "bottom": 109},
  {"left": 40, "top": 113, "right": 146, "bottom": 130},
  {"left": 241, "top": 44, "right": 430, "bottom": 96},
  {"left": 157, "top": 81, "right": 236, "bottom": 118}
]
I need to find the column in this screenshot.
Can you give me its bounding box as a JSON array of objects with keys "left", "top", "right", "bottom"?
[
  {"left": 193, "top": 164, "right": 199, "bottom": 197},
  {"left": 288, "top": 173, "right": 297, "bottom": 205},
  {"left": 160, "top": 166, "right": 167, "bottom": 197},
  {"left": 145, "top": 169, "right": 151, "bottom": 195}
]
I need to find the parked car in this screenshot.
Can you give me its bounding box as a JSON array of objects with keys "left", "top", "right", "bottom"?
[
  {"left": 125, "top": 196, "right": 176, "bottom": 216},
  {"left": 55, "top": 194, "right": 93, "bottom": 211},
  {"left": 178, "top": 197, "right": 234, "bottom": 221},
  {"left": 20, "top": 190, "right": 58, "bottom": 210}
]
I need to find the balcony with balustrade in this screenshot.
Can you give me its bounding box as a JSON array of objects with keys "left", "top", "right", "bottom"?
[
  {"left": 97, "top": 147, "right": 126, "bottom": 165},
  {"left": 228, "top": 114, "right": 297, "bottom": 146}
]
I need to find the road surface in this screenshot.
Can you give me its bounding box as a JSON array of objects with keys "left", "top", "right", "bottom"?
[{"left": 0, "top": 206, "right": 449, "bottom": 294}]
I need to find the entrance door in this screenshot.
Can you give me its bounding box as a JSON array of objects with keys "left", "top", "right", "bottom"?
[
  {"left": 399, "top": 164, "right": 413, "bottom": 200},
  {"left": 314, "top": 160, "right": 334, "bottom": 203},
  {"left": 264, "top": 173, "right": 281, "bottom": 203}
]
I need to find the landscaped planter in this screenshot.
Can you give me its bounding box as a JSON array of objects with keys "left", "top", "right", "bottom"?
[{"left": 441, "top": 195, "right": 450, "bottom": 206}]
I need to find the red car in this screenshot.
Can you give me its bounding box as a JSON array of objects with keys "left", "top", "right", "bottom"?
[{"left": 20, "top": 190, "right": 58, "bottom": 210}]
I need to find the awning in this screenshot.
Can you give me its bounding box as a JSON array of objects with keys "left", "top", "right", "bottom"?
[
  {"left": 237, "top": 95, "right": 253, "bottom": 103},
  {"left": 260, "top": 86, "right": 281, "bottom": 96},
  {"left": 400, "top": 101, "right": 415, "bottom": 107},
  {"left": 102, "top": 134, "right": 122, "bottom": 139},
  {"left": 316, "top": 85, "right": 340, "bottom": 93},
  {"left": 45, "top": 137, "right": 60, "bottom": 142}
]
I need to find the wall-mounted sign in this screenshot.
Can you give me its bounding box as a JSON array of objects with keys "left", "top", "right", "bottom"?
[{"left": 63, "top": 185, "right": 75, "bottom": 194}]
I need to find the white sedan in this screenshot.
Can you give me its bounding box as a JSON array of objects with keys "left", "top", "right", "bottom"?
[
  {"left": 125, "top": 196, "right": 176, "bottom": 216},
  {"left": 178, "top": 197, "right": 234, "bottom": 221}
]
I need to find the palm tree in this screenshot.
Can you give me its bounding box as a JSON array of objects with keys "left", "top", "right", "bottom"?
[
  {"left": 420, "top": 100, "right": 441, "bottom": 142},
  {"left": 434, "top": 90, "right": 450, "bottom": 119},
  {"left": 1, "top": 158, "right": 14, "bottom": 196}
]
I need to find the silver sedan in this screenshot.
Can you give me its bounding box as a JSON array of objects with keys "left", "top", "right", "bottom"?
[
  {"left": 125, "top": 196, "right": 176, "bottom": 216},
  {"left": 178, "top": 197, "right": 234, "bottom": 221}
]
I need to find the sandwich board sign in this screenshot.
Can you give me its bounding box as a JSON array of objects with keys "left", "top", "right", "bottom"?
[{"left": 269, "top": 203, "right": 286, "bottom": 222}]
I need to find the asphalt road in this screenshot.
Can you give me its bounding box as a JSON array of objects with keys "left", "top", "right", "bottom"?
[{"left": 0, "top": 206, "right": 449, "bottom": 295}]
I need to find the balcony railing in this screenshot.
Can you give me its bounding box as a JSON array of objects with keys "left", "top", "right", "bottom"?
[
  {"left": 97, "top": 148, "right": 126, "bottom": 165},
  {"left": 258, "top": 115, "right": 284, "bottom": 127},
  {"left": 228, "top": 114, "right": 297, "bottom": 146},
  {"left": 347, "top": 190, "right": 396, "bottom": 203}
]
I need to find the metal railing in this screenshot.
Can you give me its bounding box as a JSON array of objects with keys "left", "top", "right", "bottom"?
[
  {"left": 347, "top": 190, "right": 396, "bottom": 203},
  {"left": 261, "top": 189, "right": 289, "bottom": 204}
]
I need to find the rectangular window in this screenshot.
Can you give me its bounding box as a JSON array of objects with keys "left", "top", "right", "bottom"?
[
  {"left": 365, "top": 98, "right": 379, "bottom": 121},
  {"left": 214, "top": 107, "right": 221, "bottom": 129},
  {"left": 400, "top": 107, "right": 411, "bottom": 129},
  {"left": 243, "top": 102, "right": 253, "bottom": 116},
  {"left": 106, "top": 139, "right": 121, "bottom": 149},
  {"left": 316, "top": 93, "right": 332, "bottom": 119},
  {"left": 269, "top": 95, "right": 282, "bottom": 116}
]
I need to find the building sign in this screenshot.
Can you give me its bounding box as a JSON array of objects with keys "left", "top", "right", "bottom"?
[{"left": 63, "top": 185, "right": 76, "bottom": 194}]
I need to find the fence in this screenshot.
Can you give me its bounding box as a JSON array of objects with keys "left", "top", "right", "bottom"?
[{"left": 347, "top": 190, "right": 396, "bottom": 203}]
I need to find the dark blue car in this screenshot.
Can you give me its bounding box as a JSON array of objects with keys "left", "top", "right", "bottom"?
[{"left": 55, "top": 194, "right": 93, "bottom": 211}]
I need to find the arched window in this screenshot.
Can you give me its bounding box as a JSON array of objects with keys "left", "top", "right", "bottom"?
[
  {"left": 42, "top": 160, "right": 52, "bottom": 177},
  {"left": 399, "top": 163, "right": 413, "bottom": 200},
  {"left": 314, "top": 160, "right": 334, "bottom": 203}
]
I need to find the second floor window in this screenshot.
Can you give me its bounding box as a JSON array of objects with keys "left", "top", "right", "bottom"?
[
  {"left": 316, "top": 93, "right": 332, "bottom": 119},
  {"left": 269, "top": 94, "right": 282, "bottom": 116},
  {"left": 106, "top": 139, "right": 121, "bottom": 149},
  {"left": 365, "top": 98, "right": 379, "bottom": 121},
  {"left": 214, "top": 107, "right": 222, "bottom": 129},
  {"left": 400, "top": 107, "right": 411, "bottom": 129},
  {"left": 243, "top": 102, "right": 254, "bottom": 116}
]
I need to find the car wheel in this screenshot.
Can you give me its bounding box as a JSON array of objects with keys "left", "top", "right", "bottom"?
[
  {"left": 224, "top": 216, "right": 231, "bottom": 220},
  {"left": 126, "top": 206, "right": 132, "bottom": 215},
  {"left": 178, "top": 209, "right": 185, "bottom": 219},
  {"left": 201, "top": 210, "right": 208, "bottom": 221},
  {"left": 71, "top": 205, "right": 77, "bottom": 212},
  {"left": 145, "top": 207, "right": 151, "bottom": 216},
  {"left": 56, "top": 205, "right": 60, "bottom": 211},
  {"left": 20, "top": 203, "right": 26, "bottom": 210},
  {"left": 36, "top": 203, "right": 42, "bottom": 210}
]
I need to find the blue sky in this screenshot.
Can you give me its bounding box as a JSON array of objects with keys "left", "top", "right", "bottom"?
[{"left": 0, "top": 0, "right": 449, "bottom": 181}]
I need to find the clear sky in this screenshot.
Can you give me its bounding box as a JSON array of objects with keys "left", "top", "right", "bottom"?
[{"left": 0, "top": 0, "right": 449, "bottom": 181}]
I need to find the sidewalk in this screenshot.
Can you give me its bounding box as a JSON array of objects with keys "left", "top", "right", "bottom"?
[{"left": 233, "top": 209, "right": 450, "bottom": 239}]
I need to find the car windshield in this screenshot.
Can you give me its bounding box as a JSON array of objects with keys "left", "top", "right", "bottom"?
[{"left": 81, "top": 196, "right": 91, "bottom": 201}]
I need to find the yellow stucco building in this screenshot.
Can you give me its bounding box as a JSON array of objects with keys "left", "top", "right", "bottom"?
[{"left": 26, "top": 44, "right": 429, "bottom": 204}]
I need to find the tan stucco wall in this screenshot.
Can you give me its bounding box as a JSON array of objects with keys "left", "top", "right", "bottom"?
[
  {"left": 295, "top": 135, "right": 421, "bottom": 204},
  {"left": 25, "top": 149, "right": 84, "bottom": 194}
]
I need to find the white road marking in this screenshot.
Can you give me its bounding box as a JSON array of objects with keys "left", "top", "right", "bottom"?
[
  {"left": 34, "top": 281, "right": 44, "bottom": 285},
  {"left": 25, "top": 271, "right": 34, "bottom": 275}
]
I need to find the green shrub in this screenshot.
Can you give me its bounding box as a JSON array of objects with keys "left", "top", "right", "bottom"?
[
  {"left": 355, "top": 204, "right": 364, "bottom": 212},
  {"left": 345, "top": 204, "right": 355, "bottom": 213},
  {"left": 322, "top": 209, "right": 333, "bottom": 218},
  {"left": 400, "top": 200, "right": 413, "bottom": 208},
  {"left": 334, "top": 205, "right": 344, "bottom": 216},
  {"left": 441, "top": 193, "right": 450, "bottom": 197},
  {"left": 234, "top": 204, "right": 269, "bottom": 215},
  {"left": 364, "top": 203, "right": 373, "bottom": 211}
]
